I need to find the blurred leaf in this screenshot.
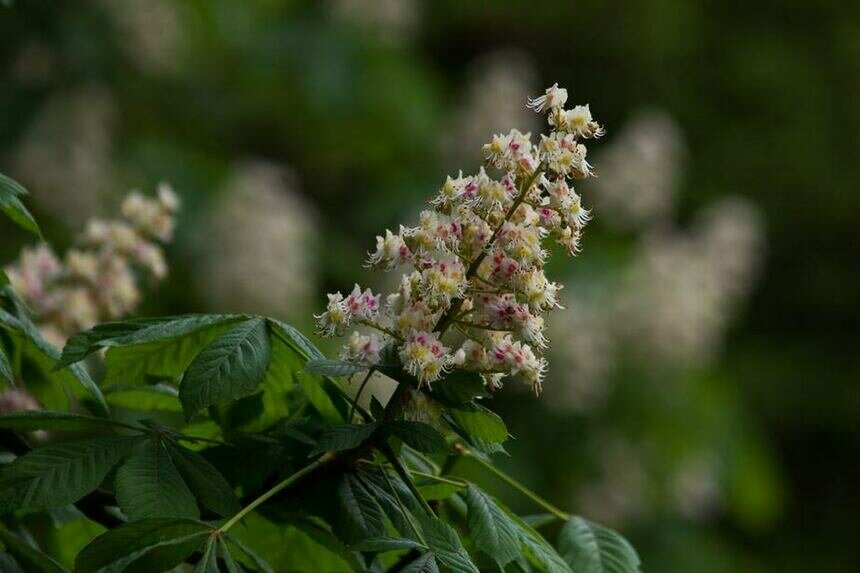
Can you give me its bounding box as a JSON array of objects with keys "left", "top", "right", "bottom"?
[
  {"left": 0, "top": 410, "right": 132, "bottom": 432},
  {"left": 430, "top": 371, "right": 488, "bottom": 408},
  {"left": 166, "top": 440, "right": 240, "bottom": 517},
  {"left": 114, "top": 437, "right": 199, "bottom": 520},
  {"left": 464, "top": 485, "right": 520, "bottom": 567},
  {"left": 557, "top": 517, "right": 640, "bottom": 573},
  {"left": 310, "top": 422, "right": 377, "bottom": 456},
  {"left": 0, "top": 269, "right": 9, "bottom": 288},
  {"left": 0, "top": 344, "right": 12, "bottom": 384},
  {"left": 0, "top": 172, "right": 41, "bottom": 237},
  {"left": 0, "top": 526, "right": 68, "bottom": 573},
  {"left": 389, "top": 421, "right": 448, "bottom": 454},
  {"left": 104, "top": 383, "right": 182, "bottom": 413},
  {"left": 305, "top": 359, "right": 368, "bottom": 377},
  {"left": 180, "top": 318, "right": 272, "bottom": 419},
  {"left": 0, "top": 436, "right": 140, "bottom": 512},
  {"left": 75, "top": 518, "right": 211, "bottom": 573}
]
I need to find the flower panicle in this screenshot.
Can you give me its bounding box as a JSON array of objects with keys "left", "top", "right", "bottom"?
[{"left": 316, "top": 85, "right": 604, "bottom": 393}]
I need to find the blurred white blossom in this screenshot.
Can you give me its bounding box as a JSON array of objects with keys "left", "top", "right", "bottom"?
[
  {"left": 442, "top": 50, "right": 540, "bottom": 166},
  {"left": 586, "top": 110, "right": 685, "bottom": 230},
  {"left": 5, "top": 185, "right": 180, "bottom": 345},
  {"left": 98, "top": 0, "right": 185, "bottom": 75},
  {"left": 12, "top": 86, "right": 116, "bottom": 226},
  {"left": 330, "top": 0, "right": 418, "bottom": 43},
  {"left": 195, "top": 161, "right": 318, "bottom": 319}
]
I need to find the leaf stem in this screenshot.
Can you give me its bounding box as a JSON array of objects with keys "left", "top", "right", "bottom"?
[
  {"left": 380, "top": 442, "right": 435, "bottom": 516},
  {"left": 461, "top": 447, "right": 570, "bottom": 521},
  {"left": 350, "top": 369, "right": 374, "bottom": 422},
  {"left": 219, "top": 452, "right": 335, "bottom": 533},
  {"left": 408, "top": 469, "right": 468, "bottom": 488}
]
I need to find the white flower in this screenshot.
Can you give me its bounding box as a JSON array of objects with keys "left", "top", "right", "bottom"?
[
  {"left": 316, "top": 84, "right": 604, "bottom": 395},
  {"left": 342, "top": 331, "right": 383, "bottom": 365},
  {"left": 399, "top": 330, "right": 452, "bottom": 386},
  {"left": 527, "top": 83, "right": 568, "bottom": 113},
  {"left": 367, "top": 228, "right": 411, "bottom": 270}
]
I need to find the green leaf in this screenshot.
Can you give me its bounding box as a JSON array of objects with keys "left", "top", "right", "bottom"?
[
  {"left": 402, "top": 553, "right": 440, "bottom": 573},
  {"left": 195, "top": 536, "right": 219, "bottom": 573},
  {"left": 218, "top": 537, "right": 243, "bottom": 573},
  {"left": 0, "top": 344, "right": 12, "bottom": 384},
  {"left": 0, "top": 268, "right": 9, "bottom": 287},
  {"left": 179, "top": 318, "right": 272, "bottom": 419},
  {"left": 58, "top": 315, "right": 242, "bottom": 370},
  {"left": 0, "top": 308, "right": 109, "bottom": 416},
  {"left": 389, "top": 421, "right": 448, "bottom": 454},
  {"left": 0, "top": 526, "right": 69, "bottom": 573},
  {"left": 304, "top": 359, "right": 368, "bottom": 377},
  {"left": 114, "top": 437, "right": 199, "bottom": 520},
  {"left": 416, "top": 515, "right": 479, "bottom": 573},
  {"left": 352, "top": 536, "right": 426, "bottom": 552},
  {"left": 297, "top": 374, "right": 345, "bottom": 425},
  {"left": 75, "top": 518, "right": 211, "bottom": 573},
  {"left": 104, "top": 383, "right": 182, "bottom": 413},
  {"left": 268, "top": 319, "right": 325, "bottom": 360},
  {"left": 166, "top": 440, "right": 240, "bottom": 517},
  {"left": 430, "top": 371, "right": 488, "bottom": 408},
  {"left": 445, "top": 404, "right": 508, "bottom": 444},
  {"left": 310, "top": 423, "right": 377, "bottom": 456},
  {"left": 0, "top": 437, "right": 140, "bottom": 511},
  {"left": 463, "top": 485, "right": 521, "bottom": 567},
  {"left": 224, "top": 535, "right": 275, "bottom": 573},
  {"left": 336, "top": 471, "right": 387, "bottom": 543},
  {"left": 0, "top": 410, "right": 131, "bottom": 432},
  {"left": 0, "top": 172, "right": 42, "bottom": 237},
  {"left": 102, "top": 321, "right": 238, "bottom": 388},
  {"left": 507, "top": 512, "right": 572, "bottom": 573},
  {"left": 557, "top": 517, "right": 641, "bottom": 573}
]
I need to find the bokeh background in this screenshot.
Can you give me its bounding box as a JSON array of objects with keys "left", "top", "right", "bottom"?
[{"left": 1, "top": 1, "right": 858, "bottom": 571}]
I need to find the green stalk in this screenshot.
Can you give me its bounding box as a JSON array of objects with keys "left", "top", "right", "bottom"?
[
  {"left": 462, "top": 447, "right": 569, "bottom": 521},
  {"left": 219, "top": 452, "right": 335, "bottom": 533},
  {"left": 380, "top": 442, "right": 435, "bottom": 516}
]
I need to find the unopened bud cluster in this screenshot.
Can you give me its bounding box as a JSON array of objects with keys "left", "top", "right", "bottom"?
[
  {"left": 5, "top": 184, "right": 180, "bottom": 344},
  {"left": 316, "top": 85, "right": 603, "bottom": 393}
]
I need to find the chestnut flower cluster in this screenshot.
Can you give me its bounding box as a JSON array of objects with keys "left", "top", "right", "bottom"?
[
  {"left": 315, "top": 84, "right": 603, "bottom": 393},
  {"left": 5, "top": 184, "right": 180, "bottom": 345}
]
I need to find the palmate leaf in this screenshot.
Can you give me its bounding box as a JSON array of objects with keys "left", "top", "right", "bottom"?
[
  {"left": 389, "top": 421, "right": 448, "bottom": 454},
  {"left": 224, "top": 535, "right": 275, "bottom": 573},
  {"left": 0, "top": 171, "right": 42, "bottom": 237},
  {"left": 309, "top": 422, "right": 377, "bottom": 457},
  {"left": 304, "top": 359, "right": 368, "bottom": 377},
  {"left": 463, "top": 485, "right": 521, "bottom": 567},
  {"left": 217, "top": 538, "right": 243, "bottom": 573},
  {"left": 505, "top": 511, "right": 573, "bottom": 573},
  {"left": 195, "top": 536, "right": 219, "bottom": 573},
  {"left": 0, "top": 436, "right": 141, "bottom": 512},
  {"left": 179, "top": 318, "right": 272, "bottom": 419},
  {"left": 75, "top": 518, "right": 212, "bottom": 573},
  {"left": 268, "top": 318, "right": 325, "bottom": 361},
  {"left": 166, "top": 440, "right": 240, "bottom": 517},
  {"left": 352, "top": 536, "right": 426, "bottom": 552},
  {"left": 0, "top": 526, "right": 69, "bottom": 573},
  {"left": 0, "top": 410, "right": 132, "bottom": 432},
  {"left": 114, "top": 437, "right": 199, "bottom": 520},
  {"left": 557, "top": 517, "right": 642, "bottom": 573},
  {"left": 415, "top": 514, "right": 479, "bottom": 573},
  {"left": 0, "top": 268, "right": 9, "bottom": 287}
]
